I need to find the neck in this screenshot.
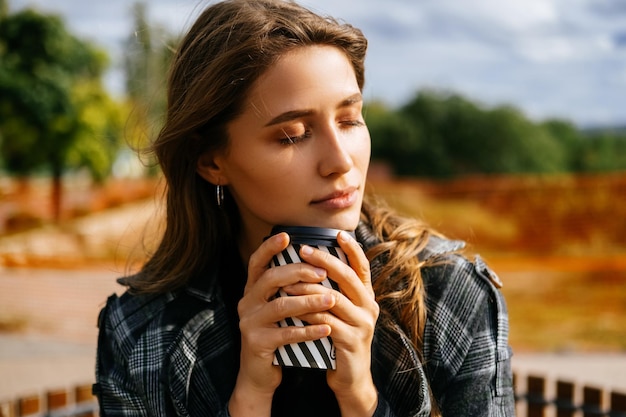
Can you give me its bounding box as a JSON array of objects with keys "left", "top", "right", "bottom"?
[{"left": 237, "top": 238, "right": 254, "bottom": 271}]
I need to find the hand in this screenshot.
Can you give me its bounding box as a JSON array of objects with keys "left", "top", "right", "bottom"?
[
  {"left": 284, "top": 231, "right": 380, "bottom": 416},
  {"left": 229, "top": 232, "right": 338, "bottom": 417}
]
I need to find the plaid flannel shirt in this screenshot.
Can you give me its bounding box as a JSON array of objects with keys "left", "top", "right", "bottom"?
[{"left": 94, "top": 222, "right": 515, "bottom": 416}]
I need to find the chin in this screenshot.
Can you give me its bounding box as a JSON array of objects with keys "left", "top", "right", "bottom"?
[
  {"left": 326, "top": 214, "right": 361, "bottom": 232},
  {"left": 289, "top": 208, "right": 362, "bottom": 231}
]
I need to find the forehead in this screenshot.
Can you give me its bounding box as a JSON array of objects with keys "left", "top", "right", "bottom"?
[{"left": 243, "top": 45, "right": 360, "bottom": 116}]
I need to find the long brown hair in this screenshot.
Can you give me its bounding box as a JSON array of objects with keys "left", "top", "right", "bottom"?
[
  {"left": 126, "top": 1, "right": 440, "bottom": 413},
  {"left": 127, "top": 0, "right": 433, "bottom": 353},
  {"left": 124, "top": 0, "right": 367, "bottom": 293},
  {"left": 361, "top": 199, "right": 432, "bottom": 351},
  {"left": 361, "top": 197, "right": 444, "bottom": 416}
]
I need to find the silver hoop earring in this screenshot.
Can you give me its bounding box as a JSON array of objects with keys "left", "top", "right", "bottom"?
[{"left": 216, "top": 184, "right": 224, "bottom": 207}]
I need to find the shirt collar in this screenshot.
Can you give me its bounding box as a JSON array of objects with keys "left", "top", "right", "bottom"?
[{"left": 185, "top": 268, "right": 219, "bottom": 303}]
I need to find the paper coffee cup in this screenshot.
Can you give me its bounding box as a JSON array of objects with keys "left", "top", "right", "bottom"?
[{"left": 268, "top": 225, "right": 353, "bottom": 370}]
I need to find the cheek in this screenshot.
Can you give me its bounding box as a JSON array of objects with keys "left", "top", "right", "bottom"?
[
  {"left": 227, "top": 154, "right": 303, "bottom": 200},
  {"left": 353, "top": 132, "right": 372, "bottom": 167},
  {"left": 230, "top": 170, "right": 306, "bottom": 222},
  {"left": 232, "top": 157, "right": 293, "bottom": 185}
]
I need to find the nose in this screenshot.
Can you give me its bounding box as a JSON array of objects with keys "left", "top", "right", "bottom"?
[{"left": 317, "top": 126, "right": 354, "bottom": 177}]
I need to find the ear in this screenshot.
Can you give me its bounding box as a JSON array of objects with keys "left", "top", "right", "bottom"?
[{"left": 197, "top": 151, "right": 227, "bottom": 185}]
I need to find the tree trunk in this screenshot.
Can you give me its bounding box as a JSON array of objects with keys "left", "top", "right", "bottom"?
[{"left": 51, "top": 166, "right": 63, "bottom": 223}]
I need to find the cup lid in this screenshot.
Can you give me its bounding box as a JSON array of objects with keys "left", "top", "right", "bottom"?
[{"left": 269, "top": 225, "right": 355, "bottom": 245}]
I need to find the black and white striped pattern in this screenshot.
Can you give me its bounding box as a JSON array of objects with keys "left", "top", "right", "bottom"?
[{"left": 270, "top": 243, "right": 347, "bottom": 369}]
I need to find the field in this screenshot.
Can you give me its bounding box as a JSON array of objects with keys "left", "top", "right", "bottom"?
[
  {"left": 368, "top": 173, "right": 626, "bottom": 352},
  {"left": 1, "top": 172, "right": 625, "bottom": 353}
]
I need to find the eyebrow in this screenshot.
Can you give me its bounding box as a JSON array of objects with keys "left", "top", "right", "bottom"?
[{"left": 264, "top": 92, "right": 363, "bottom": 127}]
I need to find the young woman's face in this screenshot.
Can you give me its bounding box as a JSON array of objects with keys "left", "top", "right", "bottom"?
[{"left": 204, "top": 45, "right": 370, "bottom": 247}]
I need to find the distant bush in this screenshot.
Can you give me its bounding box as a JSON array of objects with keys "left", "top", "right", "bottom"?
[{"left": 365, "top": 89, "right": 626, "bottom": 178}]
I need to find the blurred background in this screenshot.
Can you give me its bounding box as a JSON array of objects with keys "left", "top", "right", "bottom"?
[{"left": 1, "top": 0, "right": 625, "bottom": 407}]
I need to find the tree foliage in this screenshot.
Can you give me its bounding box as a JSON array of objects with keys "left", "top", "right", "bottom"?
[
  {"left": 0, "top": 7, "right": 126, "bottom": 219},
  {"left": 580, "top": 129, "right": 626, "bottom": 172},
  {"left": 67, "top": 81, "right": 128, "bottom": 182},
  {"left": 366, "top": 101, "right": 423, "bottom": 176},
  {"left": 366, "top": 89, "right": 626, "bottom": 178},
  {"left": 123, "top": 2, "right": 177, "bottom": 150}
]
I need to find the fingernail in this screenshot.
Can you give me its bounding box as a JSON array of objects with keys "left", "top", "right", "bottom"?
[
  {"left": 274, "top": 232, "right": 288, "bottom": 243},
  {"left": 314, "top": 267, "right": 326, "bottom": 278},
  {"left": 301, "top": 245, "right": 314, "bottom": 255},
  {"left": 318, "top": 325, "right": 331, "bottom": 337},
  {"left": 338, "top": 231, "right": 350, "bottom": 242},
  {"left": 323, "top": 294, "right": 334, "bottom": 305}
]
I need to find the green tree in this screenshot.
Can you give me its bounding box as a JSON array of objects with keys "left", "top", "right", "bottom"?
[
  {"left": 124, "top": 1, "right": 176, "bottom": 152},
  {"left": 428, "top": 92, "right": 486, "bottom": 175},
  {"left": 365, "top": 101, "right": 423, "bottom": 176},
  {"left": 580, "top": 132, "right": 626, "bottom": 172},
  {"left": 399, "top": 90, "right": 456, "bottom": 176},
  {"left": 397, "top": 90, "right": 568, "bottom": 177},
  {"left": 476, "top": 105, "right": 566, "bottom": 174},
  {"left": 0, "top": 8, "right": 123, "bottom": 220},
  {"left": 542, "top": 119, "right": 585, "bottom": 171},
  {"left": 369, "top": 88, "right": 625, "bottom": 177},
  {"left": 66, "top": 81, "right": 127, "bottom": 182}
]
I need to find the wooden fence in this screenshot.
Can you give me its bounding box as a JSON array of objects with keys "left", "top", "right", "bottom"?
[
  {"left": 1, "top": 374, "right": 626, "bottom": 417},
  {"left": 0, "top": 384, "right": 97, "bottom": 417},
  {"left": 515, "top": 373, "right": 626, "bottom": 417}
]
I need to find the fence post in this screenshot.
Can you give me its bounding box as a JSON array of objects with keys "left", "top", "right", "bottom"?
[
  {"left": 583, "top": 386, "right": 605, "bottom": 417},
  {"left": 46, "top": 389, "right": 68, "bottom": 412},
  {"left": 0, "top": 400, "right": 15, "bottom": 417},
  {"left": 556, "top": 380, "right": 576, "bottom": 417},
  {"left": 16, "top": 394, "right": 39, "bottom": 417},
  {"left": 513, "top": 372, "right": 524, "bottom": 417},
  {"left": 528, "top": 375, "right": 547, "bottom": 417},
  {"left": 610, "top": 391, "right": 626, "bottom": 417},
  {"left": 74, "top": 384, "right": 97, "bottom": 417}
]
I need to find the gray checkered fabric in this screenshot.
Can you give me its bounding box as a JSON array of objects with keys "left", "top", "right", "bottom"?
[{"left": 94, "top": 222, "right": 514, "bottom": 416}]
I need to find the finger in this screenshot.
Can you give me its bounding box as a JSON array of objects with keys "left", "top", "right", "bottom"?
[
  {"left": 240, "top": 293, "right": 335, "bottom": 345},
  {"left": 258, "top": 262, "right": 328, "bottom": 301},
  {"left": 246, "top": 232, "right": 290, "bottom": 290},
  {"left": 318, "top": 289, "right": 379, "bottom": 329},
  {"left": 276, "top": 323, "right": 332, "bottom": 346},
  {"left": 299, "top": 244, "right": 370, "bottom": 304},
  {"left": 281, "top": 281, "right": 333, "bottom": 296},
  {"left": 267, "top": 292, "right": 335, "bottom": 323},
  {"left": 238, "top": 262, "right": 327, "bottom": 324},
  {"left": 337, "top": 231, "right": 372, "bottom": 288},
  {"left": 299, "top": 300, "right": 377, "bottom": 346},
  {"left": 240, "top": 323, "right": 331, "bottom": 360}
]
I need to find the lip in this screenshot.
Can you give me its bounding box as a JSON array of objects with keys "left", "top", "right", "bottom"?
[{"left": 311, "top": 186, "right": 359, "bottom": 209}]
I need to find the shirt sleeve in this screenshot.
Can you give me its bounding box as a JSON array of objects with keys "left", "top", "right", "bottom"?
[
  {"left": 426, "top": 256, "right": 516, "bottom": 416},
  {"left": 438, "top": 297, "right": 515, "bottom": 415},
  {"left": 94, "top": 295, "right": 149, "bottom": 417},
  {"left": 371, "top": 312, "right": 433, "bottom": 417},
  {"left": 371, "top": 394, "right": 397, "bottom": 417}
]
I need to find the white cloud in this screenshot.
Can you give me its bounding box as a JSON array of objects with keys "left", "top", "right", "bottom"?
[{"left": 8, "top": 0, "right": 626, "bottom": 126}]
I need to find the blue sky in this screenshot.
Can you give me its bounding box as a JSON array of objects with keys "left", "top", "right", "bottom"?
[{"left": 10, "top": 0, "right": 626, "bottom": 127}]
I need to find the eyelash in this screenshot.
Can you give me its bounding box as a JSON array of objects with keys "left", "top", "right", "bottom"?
[
  {"left": 279, "top": 131, "right": 311, "bottom": 145},
  {"left": 278, "top": 120, "right": 365, "bottom": 146},
  {"left": 342, "top": 120, "right": 366, "bottom": 128}
]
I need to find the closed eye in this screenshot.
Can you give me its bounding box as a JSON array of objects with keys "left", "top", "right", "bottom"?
[
  {"left": 340, "top": 120, "right": 366, "bottom": 128},
  {"left": 279, "top": 129, "right": 311, "bottom": 145}
]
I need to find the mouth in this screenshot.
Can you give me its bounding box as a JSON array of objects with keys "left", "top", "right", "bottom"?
[{"left": 310, "top": 186, "right": 359, "bottom": 209}]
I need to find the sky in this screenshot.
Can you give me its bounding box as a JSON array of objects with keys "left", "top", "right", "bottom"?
[{"left": 9, "top": 0, "right": 626, "bottom": 128}]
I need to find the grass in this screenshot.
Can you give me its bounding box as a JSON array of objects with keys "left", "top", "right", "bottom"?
[
  {"left": 1, "top": 173, "right": 625, "bottom": 353},
  {"left": 368, "top": 175, "right": 626, "bottom": 353},
  {"left": 0, "top": 314, "right": 28, "bottom": 333},
  {"left": 500, "top": 269, "right": 626, "bottom": 352}
]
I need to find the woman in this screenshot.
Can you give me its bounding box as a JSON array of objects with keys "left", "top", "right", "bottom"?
[{"left": 94, "top": 0, "right": 515, "bottom": 416}]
